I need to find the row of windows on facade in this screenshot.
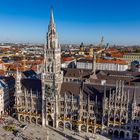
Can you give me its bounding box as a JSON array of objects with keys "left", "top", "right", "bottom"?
[
  {"left": 124, "top": 55, "right": 140, "bottom": 59},
  {"left": 60, "top": 95, "right": 79, "bottom": 100},
  {"left": 60, "top": 114, "right": 95, "bottom": 120},
  {"left": 60, "top": 101, "right": 78, "bottom": 106},
  {"left": 64, "top": 78, "right": 81, "bottom": 83},
  {"left": 59, "top": 114, "right": 78, "bottom": 120},
  {"left": 20, "top": 98, "right": 41, "bottom": 103},
  {"left": 60, "top": 108, "right": 78, "bottom": 113},
  {"left": 18, "top": 108, "right": 41, "bottom": 114},
  {"left": 60, "top": 95, "right": 99, "bottom": 104},
  {"left": 77, "top": 63, "right": 127, "bottom": 67},
  {"left": 60, "top": 102, "right": 95, "bottom": 110},
  {"left": 109, "top": 102, "right": 128, "bottom": 107},
  {"left": 107, "top": 109, "right": 139, "bottom": 116},
  {"left": 60, "top": 108, "right": 94, "bottom": 117},
  {"left": 20, "top": 90, "right": 41, "bottom": 96},
  {"left": 109, "top": 124, "right": 139, "bottom": 131},
  {"left": 20, "top": 102, "right": 41, "bottom": 108}
]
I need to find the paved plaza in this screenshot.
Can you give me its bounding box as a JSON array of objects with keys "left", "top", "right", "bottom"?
[{"left": 0, "top": 116, "right": 112, "bottom": 140}]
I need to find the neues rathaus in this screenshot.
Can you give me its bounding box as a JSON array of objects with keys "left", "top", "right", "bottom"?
[{"left": 14, "top": 9, "right": 140, "bottom": 140}]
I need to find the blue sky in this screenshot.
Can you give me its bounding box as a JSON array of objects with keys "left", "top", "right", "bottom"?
[{"left": 0, "top": 0, "right": 140, "bottom": 45}]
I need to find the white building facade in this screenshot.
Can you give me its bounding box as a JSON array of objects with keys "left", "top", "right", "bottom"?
[
  {"left": 77, "top": 58, "right": 128, "bottom": 71},
  {"left": 96, "top": 62, "right": 128, "bottom": 71}
]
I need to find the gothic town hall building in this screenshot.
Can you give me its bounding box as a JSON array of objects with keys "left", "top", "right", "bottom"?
[{"left": 15, "top": 9, "right": 140, "bottom": 140}]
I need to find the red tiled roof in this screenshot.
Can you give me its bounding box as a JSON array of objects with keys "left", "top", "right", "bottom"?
[
  {"left": 97, "top": 58, "right": 128, "bottom": 65},
  {"left": 0, "top": 70, "right": 5, "bottom": 75},
  {"left": 106, "top": 48, "right": 118, "bottom": 53},
  {"left": 111, "top": 53, "right": 123, "bottom": 58},
  {"left": 63, "top": 57, "right": 74, "bottom": 62}
]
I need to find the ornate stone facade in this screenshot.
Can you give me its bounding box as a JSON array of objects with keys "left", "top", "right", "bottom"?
[
  {"left": 14, "top": 69, "right": 42, "bottom": 125},
  {"left": 14, "top": 8, "right": 140, "bottom": 140},
  {"left": 41, "top": 8, "right": 63, "bottom": 127}
]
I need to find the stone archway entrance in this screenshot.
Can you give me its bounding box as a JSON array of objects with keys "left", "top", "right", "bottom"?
[
  {"left": 72, "top": 124, "right": 78, "bottom": 131},
  {"left": 121, "top": 118, "right": 126, "bottom": 124},
  {"left": 114, "top": 130, "right": 119, "bottom": 138},
  {"left": 132, "top": 133, "right": 139, "bottom": 140},
  {"left": 25, "top": 116, "right": 30, "bottom": 123},
  {"left": 88, "top": 126, "right": 94, "bottom": 133},
  {"left": 31, "top": 117, "right": 36, "bottom": 124},
  {"left": 120, "top": 131, "right": 125, "bottom": 139},
  {"left": 58, "top": 121, "right": 64, "bottom": 128},
  {"left": 96, "top": 128, "right": 101, "bottom": 134},
  {"left": 37, "top": 118, "right": 42, "bottom": 125},
  {"left": 126, "top": 132, "right": 130, "bottom": 139},
  {"left": 65, "top": 122, "right": 71, "bottom": 130},
  {"left": 108, "top": 129, "right": 113, "bottom": 136},
  {"left": 102, "top": 128, "right": 107, "bottom": 135},
  {"left": 48, "top": 115, "right": 53, "bottom": 127},
  {"left": 81, "top": 125, "right": 87, "bottom": 132},
  {"left": 20, "top": 115, "right": 24, "bottom": 122}
]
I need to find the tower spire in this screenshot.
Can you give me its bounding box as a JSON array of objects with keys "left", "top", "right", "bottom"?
[
  {"left": 50, "top": 7, "right": 54, "bottom": 25},
  {"left": 47, "top": 7, "right": 57, "bottom": 49}
]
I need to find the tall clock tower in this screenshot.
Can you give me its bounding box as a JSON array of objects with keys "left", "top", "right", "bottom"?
[{"left": 42, "top": 8, "right": 63, "bottom": 128}]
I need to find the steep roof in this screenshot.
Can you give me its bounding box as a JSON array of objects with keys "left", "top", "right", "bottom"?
[
  {"left": 60, "top": 81, "right": 140, "bottom": 106},
  {"left": 21, "top": 79, "right": 42, "bottom": 92},
  {"left": 60, "top": 82, "right": 81, "bottom": 95},
  {"left": 22, "top": 70, "right": 37, "bottom": 79},
  {"left": 63, "top": 68, "right": 92, "bottom": 78}
]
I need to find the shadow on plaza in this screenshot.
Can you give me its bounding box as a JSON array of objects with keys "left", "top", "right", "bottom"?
[{"left": 47, "top": 126, "right": 79, "bottom": 140}]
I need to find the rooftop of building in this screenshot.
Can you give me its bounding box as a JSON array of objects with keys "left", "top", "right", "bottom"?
[
  {"left": 60, "top": 81, "right": 140, "bottom": 106},
  {"left": 77, "top": 58, "right": 93, "bottom": 63},
  {"left": 22, "top": 69, "right": 37, "bottom": 79},
  {"left": 76, "top": 57, "right": 128, "bottom": 65},
  {"left": 124, "top": 53, "right": 140, "bottom": 56},
  {"left": 96, "top": 58, "right": 128, "bottom": 65},
  {"left": 21, "top": 78, "right": 42, "bottom": 92},
  {"left": 63, "top": 68, "right": 92, "bottom": 78},
  {"left": 63, "top": 68, "right": 140, "bottom": 85},
  {"left": 111, "top": 52, "right": 123, "bottom": 58}
]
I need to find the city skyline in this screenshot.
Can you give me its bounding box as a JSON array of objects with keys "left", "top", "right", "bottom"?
[
  {"left": 0, "top": 0, "right": 140, "bottom": 45},
  {"left": 0, "top": 6, "right": 140, "bottom": 140}
]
